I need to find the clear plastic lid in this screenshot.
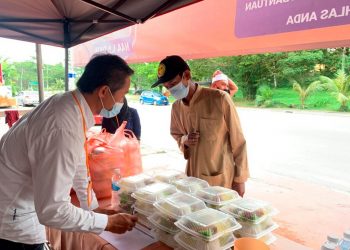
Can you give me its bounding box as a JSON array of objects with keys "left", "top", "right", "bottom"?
[
  {"left": 118, "top": 174, "right": 154, "bottom": 192},
  {"left": 154, "top": 192, "right": 207, "bottom": 220},
  {"left": 148, "top": 212, "right": 180, "bottom": 234},
  {"left": 175, "top": 231, "right": 235, "bottom": 250},
  {"left": 220, "top": 198, "right": 278, "bottom": 224},
  {"left": 173, "top": 177, "right": 209, "bottom": 194},
  {"left": 134, "top": 200, "right": 155, "bottom": 216},
  {"left": 195, "top": 186, "right": 240, "bottom": 206},
  {"left": 175, "top": 208, "right": 241, "bottom": 241},
  {"left": 233, "top": 217, "right": 278, "bottom": 238},
  {"left": 154, "top": 170, "right": 186, "bottom": 184},
  {"left": 131, "top": 182, "right": 177, "bottom": 204}
]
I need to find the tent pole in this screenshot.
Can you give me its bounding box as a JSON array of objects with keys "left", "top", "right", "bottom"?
[
  {"left": 65, "top": 48, "right": 69, "bottom": 91},
  {"left": 36, "top": 43, "right": 44, "bottom": 103}
]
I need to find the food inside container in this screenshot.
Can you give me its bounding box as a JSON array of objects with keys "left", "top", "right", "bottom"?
[
  {"left": 118, "top": 174, "right": 154, "bottom": 213},
  {"left": 195, "top": 186, "right": 240, "bottom": 206},
  {"left": 173, "top": 177, "right": 209, "bottom": 194},
  {"left": 154, "top": 192, "right": 207, "bottom": 220},
  {"left": 175, "top": 231, "right": 235, "bottom": 250},
  {"left": 131, "top": 182, "right": 177, "bottom": 204},
  {"left": 152, "top": 228, "right": 178, "bottom": 248},
  {"left": 233, "top": 217, "right": 278, "bottom": 238},
  {"left": 175, "top": 208, "right": 241, "bottom": 241},
  {"left": 154, "top": 169, "right": 186, "bottom": 184},
  {"left": 220, "top": 198, "right": 278, "bottom": 224},
  {"left": 148, "top": 212, "right": 179, "bottom": 234},
  {"left": 134, "top": 200, "right": 155, "bottom": 216}
]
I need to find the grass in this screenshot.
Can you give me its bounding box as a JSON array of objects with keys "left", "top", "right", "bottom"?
[{"left": 234, "top": 88, "right": 349, "bottom": 112}]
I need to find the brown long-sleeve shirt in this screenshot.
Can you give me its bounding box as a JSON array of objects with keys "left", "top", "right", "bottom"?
[{"left": 170, "top": 85, "right": 249, "bottom": 188}]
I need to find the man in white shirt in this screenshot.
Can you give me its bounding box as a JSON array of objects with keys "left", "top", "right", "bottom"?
[{"left": 0, "top": 54, "right": 137, "bottom": 249}]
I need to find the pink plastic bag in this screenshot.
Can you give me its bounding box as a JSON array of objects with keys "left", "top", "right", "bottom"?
[{"left": 87, "top": 121, "right": 142, "bottom": 199}]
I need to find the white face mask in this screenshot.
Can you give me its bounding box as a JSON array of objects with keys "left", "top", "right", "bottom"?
[
  {"left": 169, "top": 75, "right": 190, "bottom": 100},
  {"left": 99, "top": 87, "right": 124, "bottom": 118}
]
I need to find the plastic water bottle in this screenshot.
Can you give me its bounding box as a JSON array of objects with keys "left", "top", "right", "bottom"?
[
  {"left": 340, "top": 230, "right": 350, "bottom": 250},
  {"left": 111, "top": 168, "right": 122, "bottom": 209}
]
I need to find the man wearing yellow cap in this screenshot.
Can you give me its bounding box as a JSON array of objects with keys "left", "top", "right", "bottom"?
[{"left": 152, "top": 55, "right": 249, "bottom": 196}]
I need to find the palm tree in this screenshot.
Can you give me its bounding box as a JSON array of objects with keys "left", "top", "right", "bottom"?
[
  {"left": 292, "top": 80, "right": 322, "bottom": 109},
  {"left": 320, "top": 70, "right": 350, "bottom": 111}
]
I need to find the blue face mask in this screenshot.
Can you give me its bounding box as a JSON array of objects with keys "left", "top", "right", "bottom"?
[
  {"left": 99, "top": 88, "right": 124, "bottom": 118},
  {"left": 169, "top": 75, "right": 190, "bottom": 100}
]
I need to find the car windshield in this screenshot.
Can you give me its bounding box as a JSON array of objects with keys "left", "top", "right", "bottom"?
[{"left": 152, "top": 92, "right": 162, "bottom": 97}]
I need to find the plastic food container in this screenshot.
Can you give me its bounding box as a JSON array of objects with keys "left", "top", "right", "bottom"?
[
  {"left": 134, "top": 200, "right": 155, "bottom": 216},
  {"left": 154, "top": 170, "right": 186, "bottom": 184},
  {"left": 119, "top": 174, "right": 154, "bottom": 190},
  {"left": 220, "top": 198, "right": 278, "bottom": 224},
  {"left": 195, "top": 186, "right": 240, "bottom": 208},
  {"left": 136, "top": 212, "right": 152, "bottom": 229},
  {"left": 175, "top": 231, "right": 235, "bottom": 250},
  {"left": 259, "top": 233, "right": 277, "bottom": 245},
  {"left": 118, "top": 174, "right": 154, "bottom": 212},
  {"left": 148, "top": 212, "right": 180, "bottom": 234},
  {"left": 175, "top": 208, "right": 241, "bottom": 241},
  {"left": 154, "top": 192, "right": 207, "bottom": 220},
  {"left": 233, "top": 217, "right": 279, "bottom": 238},
  {"left": 173, "top": 177, "right": 209, "bottom": 194},
  {"left": 131, "top": 182, "right": 177, "bottom": 204},
  {"left": 152, "top": 228, "right": 178, "bottom": 248}
]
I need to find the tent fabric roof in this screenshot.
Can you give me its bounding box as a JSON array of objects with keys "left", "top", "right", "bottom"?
[{"left": 0, "top": 0, "right": 201, "bottom": 48}]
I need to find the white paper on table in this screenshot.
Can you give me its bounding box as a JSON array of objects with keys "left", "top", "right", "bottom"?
[{"left": 100, "top": 229, "right": 157, "bottom": 250}]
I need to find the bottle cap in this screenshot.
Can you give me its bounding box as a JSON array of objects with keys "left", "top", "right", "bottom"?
[{"left": 327, "top": 234, "right": 340, "bottom": 243}]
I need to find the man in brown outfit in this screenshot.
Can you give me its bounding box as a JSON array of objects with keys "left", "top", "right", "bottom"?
[{"left": 152, "top": 55, "right": 249, "bottom": 196}]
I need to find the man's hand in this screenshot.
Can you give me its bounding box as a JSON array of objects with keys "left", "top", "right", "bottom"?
[
  {"left": 94, "top": 207, "right": 120, "bottom": 216},
  {"left": 105, "top": 213, "right": 138, "bottom": 234},
  {"left": 184, "top": 132, "right": 200, "bottom": 146},
  {"left": 232, "top": 182, "right": 245, "bottom": 197}
]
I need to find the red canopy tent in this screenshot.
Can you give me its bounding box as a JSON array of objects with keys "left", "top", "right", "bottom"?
[{"left": 73, "top": 0, "right": 350, "bottom": 65}]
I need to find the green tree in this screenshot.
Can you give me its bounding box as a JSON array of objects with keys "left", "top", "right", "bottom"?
[
  {"left": 278, "top": 50, "right": 323, "bottom": 84},
  {"left": 320, "top": 70, "right": 350, "bottom": 111},
  {"left": 130, "top": 62, "right": 158, "bottom": 92},
  {"left": 292, "top": 80, "right": 322, "bottom": 109}
]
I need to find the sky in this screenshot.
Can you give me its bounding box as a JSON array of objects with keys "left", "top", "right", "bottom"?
[{"left": 0, "top": 38, "right": 65, "bottom": 65}]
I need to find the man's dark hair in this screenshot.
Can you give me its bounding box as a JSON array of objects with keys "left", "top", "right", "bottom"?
[{"left": 77, "top": 54, "right": 134, "bottom": 93}]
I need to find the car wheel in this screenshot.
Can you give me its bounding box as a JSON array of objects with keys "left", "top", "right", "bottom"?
[{"left": 153, "top": 101, "right": 157, "bottom": 106}]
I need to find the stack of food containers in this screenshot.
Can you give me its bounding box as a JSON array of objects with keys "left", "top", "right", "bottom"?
[
  {"left": 131, "top": 182, "right": 177, "bottom": 230},
  {"left": 153, "top": 169, "right": 186, "bottom": 184},
  {"left": 173, "top": 177, "right": 209, "bottom": 194},
  {"left": 174, "top": 208, "right": 242, "bottom": 250},
  {"left": 117, "top": 173, "right": 154, "bottom": 213},
  {"left": 220, "top": 198, "right": 279, "bottom": 245},
  {"left": 151, "top": 192, "right": 207, "bottom": 248},
  {"left": 195, "top": 186, "right": 241, "bottom": 210}
]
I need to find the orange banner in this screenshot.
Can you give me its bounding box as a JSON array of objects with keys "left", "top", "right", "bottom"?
[{"left": 72, "top": 0, "right": 350, "bottom": 66}]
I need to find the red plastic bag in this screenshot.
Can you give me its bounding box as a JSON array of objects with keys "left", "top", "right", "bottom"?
[{"left": 87, "top": 121, "right": 142, "bottom": 199}]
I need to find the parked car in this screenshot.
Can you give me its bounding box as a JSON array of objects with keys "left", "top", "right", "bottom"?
[
  {"left": 16, "top": 91, "right": 39, "bottom": 106},
  {"left": 139, "top": 91, "right": 169, "bottom": 106}
]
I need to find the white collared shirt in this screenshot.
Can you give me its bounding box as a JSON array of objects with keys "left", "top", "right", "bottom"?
[{"left": 0, "top": 90, "right": 107, "bottom": 244}]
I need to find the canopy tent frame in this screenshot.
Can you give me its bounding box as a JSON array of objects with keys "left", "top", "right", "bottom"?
[{"left": 0, "top": 0, "right": 201, "bottom": 97}]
